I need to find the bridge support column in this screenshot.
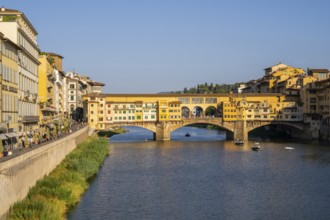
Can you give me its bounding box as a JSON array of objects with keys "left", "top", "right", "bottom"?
[
  {"left": 155, "top": 122, "right": 170, "bottom": 141},
  {"left": 234, "top": 120, "right": 248, "bottom": 141},
  {"left": 226, "top": 131, "right": 234, "bottom": 140}
]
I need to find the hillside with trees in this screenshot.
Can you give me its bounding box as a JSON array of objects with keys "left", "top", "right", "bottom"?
[{"left": 182, "top": 82, "right": 244, "bottom": 94}]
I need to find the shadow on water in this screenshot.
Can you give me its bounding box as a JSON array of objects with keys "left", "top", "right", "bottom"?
[
  {"left": 302, "top": 153, "right": 330, "bottom": 164},
  {"left": 110, "top": 126, "right": 227, "bottom": 143},
  {"left": 112, "top": 126, "right": 330, "bottom": 164},
  {"left": 111, "top": 125, "right": 330, "bottom": 148}
]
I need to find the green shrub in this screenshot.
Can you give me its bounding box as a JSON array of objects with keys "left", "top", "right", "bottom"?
[
  {"left": 8, "top": 196, "right": 65, "bottom": 220},
  {"left": 97, "top": 127, "right": 127, "bottom": 137},
  {"left": 2, "top": 15, "right": 16, "bottom": 22}
]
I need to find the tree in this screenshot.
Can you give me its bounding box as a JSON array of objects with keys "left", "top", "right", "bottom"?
[{"left": 180, "top": 82, "right": 244, "bottom": 94}]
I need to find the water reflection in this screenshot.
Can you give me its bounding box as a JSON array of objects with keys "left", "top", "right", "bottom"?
[
  {"left": 222, "top": 141, "right": 252, "bottom": 152},
  {"left": 68, "top": 126, "right": 330, "bottom": 220},
  {"left": 302, "top": 151, "right": 330, "bottom": 164}
]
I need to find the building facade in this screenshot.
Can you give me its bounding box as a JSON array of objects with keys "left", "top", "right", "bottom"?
[
  {"left": 47, "top": 53, "right": 65, "bottom": 121},
  {"left": 0, "top": 7, "right": 40, "bottom": 132},
  {"left": 83, "top": 93, "right": 306, "bottom": 131},
  {"left": 0, "top": 33, "right": 20, "bottom": 134},
  {"left": 38, "top": 54, "right": 55, "bottom": 125},
  {"left": 67, "top": 77, "right": 84, "bottom": 121}
]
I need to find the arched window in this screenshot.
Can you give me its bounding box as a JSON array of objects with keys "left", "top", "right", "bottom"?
[
  {"left": 181, "top": 106, "right": 190, "bottom": 118},
  {"left": 70, "top": 104, "right": 75, "bottom": 113}
]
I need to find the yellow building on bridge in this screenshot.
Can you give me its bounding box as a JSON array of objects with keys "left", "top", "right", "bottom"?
[{"left": 83, "top": 93, "right": 303, "bottom": 132}]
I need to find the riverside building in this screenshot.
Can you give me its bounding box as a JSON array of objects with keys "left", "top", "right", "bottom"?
[
  {"left": 0, "top": 7, "right": 40, "bottom": 132},
  {"left": 38, "top": 54, "right": 56, "bottom": 126},
  {"left": 48, "top": 53, "right": 66, "bottom": 122},
  {"left": 0, "top": 32, "right": 20, "bottom": 135}
]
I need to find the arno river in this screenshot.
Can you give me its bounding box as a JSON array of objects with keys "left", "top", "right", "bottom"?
[{"left": 68, "top": 126, "right": 330, "bottom": 220}]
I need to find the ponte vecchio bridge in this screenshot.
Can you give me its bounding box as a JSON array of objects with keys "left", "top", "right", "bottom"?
[{"left": 83, "top": 93, "right": 306, "bottom": 141}]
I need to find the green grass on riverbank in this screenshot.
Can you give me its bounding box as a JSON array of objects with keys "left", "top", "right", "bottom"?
[
  {"left": 7, "top": 137, "right": 109, "bottom": 220},
  {"left": 97, "top": 127, "right": 127, "bottom": 138}
]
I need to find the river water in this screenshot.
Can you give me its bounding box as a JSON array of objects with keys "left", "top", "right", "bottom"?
[{"left": 68, "top": 126, "right": 330, "bottom": 220}]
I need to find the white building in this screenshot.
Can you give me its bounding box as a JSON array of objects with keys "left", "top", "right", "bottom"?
[
  {"left": 67, "top": 77, "right": 84, "bottom": 121},
  {"left": 143, "top": 103, "right": 157, "bottom": 121},
  {"left": 113, "top": 103, "right": 135, "bottom": 123}
]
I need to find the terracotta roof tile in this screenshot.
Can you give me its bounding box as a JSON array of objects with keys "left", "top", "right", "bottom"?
[
  {"left": 309, "top": 69, "right": 329, "bottom": 73},
  {"left": 90, "top": 81, "right": 105, "bottom": 86},
  {"left": 0, "top": 8, "right": 20, "bottom": 13}
]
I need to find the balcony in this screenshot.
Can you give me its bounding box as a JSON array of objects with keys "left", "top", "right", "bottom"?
[
  {"left": 56, "top": 78, "right": 63, "bottom": 86},
  {"left": 47, "top": 72, "right": 55, "bottom": 80},
  {"left": 41, "top": 115, "right": 57, "bottom": 123},
  {"left": 42, "top": 116, "right": 52, "bottom": 121},
  {"left": 40, "top": 103, "right": 55, "bottom": 112},
  {"left": 21, "top": 116, "right": 39, "bottom": 123},
  {"left": 32, "top": 94, "right": 38, "bottom": 101},
  {"left": 24, "top": 90, "right": 30, "bottom": 98}
]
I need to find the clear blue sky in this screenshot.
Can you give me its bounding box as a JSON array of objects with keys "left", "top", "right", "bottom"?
[{"left": 3, "top": 0, "right": 330, "bottom": 93}]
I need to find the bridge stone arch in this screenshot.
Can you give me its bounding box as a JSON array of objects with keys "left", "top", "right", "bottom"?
[
  {"left": 168, "top": 122, "right": 234, "bottom": 134},
  {"left": 106, "top": 122, "right": 157, "bottom": 133},
  {"left": 246, "top": 121, "right": 305, "bottom": 133},
  {"left": 163, "top": 118, "right": 234, "bottom": 141},
  {"left": 103, "top": 119, "right": 306, "bottom": 142}
]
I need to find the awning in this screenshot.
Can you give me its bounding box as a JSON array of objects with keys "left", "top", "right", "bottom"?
[
  {"left": 5, "top": 133, "right": 15, "bottom": 138},
  {"left": 4, "top": 132, "right": 20, "bottom": 138},
  {"left": 0, "top": 134, "right": 8, "bottom": 140},
  {"left": 10, "top": 132, "right": 20, "bottom": 137}
]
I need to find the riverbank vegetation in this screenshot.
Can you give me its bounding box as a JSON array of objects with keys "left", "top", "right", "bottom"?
[
  {"left": 188, "top": 124, "right": 220, "bottom": 130},
  {"left": 7, "top": 137, "right": 109, "bottom": 220},
  {"left": 182, "top": 82, "right": 244, "bottom": 94},
  {"left": 97, "top": 127, "right": 127, "bottom": 138}
]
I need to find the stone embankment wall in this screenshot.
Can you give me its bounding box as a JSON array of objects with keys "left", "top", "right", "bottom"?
[{"left": 0, "top": 126, "right": 89, "bottom": 219}]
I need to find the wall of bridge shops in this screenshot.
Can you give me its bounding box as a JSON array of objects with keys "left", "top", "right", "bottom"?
[{"left": 0, "top": 126, "right": 89, "bottom": 220}]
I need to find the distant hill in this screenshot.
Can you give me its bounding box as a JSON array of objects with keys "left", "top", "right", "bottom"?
[{"left": 159, "top": 82, "right": 244, "bottom": 94}]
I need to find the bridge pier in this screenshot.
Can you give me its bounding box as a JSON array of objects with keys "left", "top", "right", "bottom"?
[
  {"left": 226, "top": 131, "right": 234, "bottom": 140},
  {"left": 155, "top": 122, "right": 170, "bottom": 141},
  {"left": 234, "top": 120, "right": 248, "bottom": 141}
]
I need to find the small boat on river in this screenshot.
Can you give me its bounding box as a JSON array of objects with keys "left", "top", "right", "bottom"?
[
  {"left": 185, "top": 133, "right": 190, "bottom": 137},
  {"left": 234, "top": 138, "right": 244, "bottom": 145},
  {"left": 252, "top": 142, "right": 261, "bottom": 151}
]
